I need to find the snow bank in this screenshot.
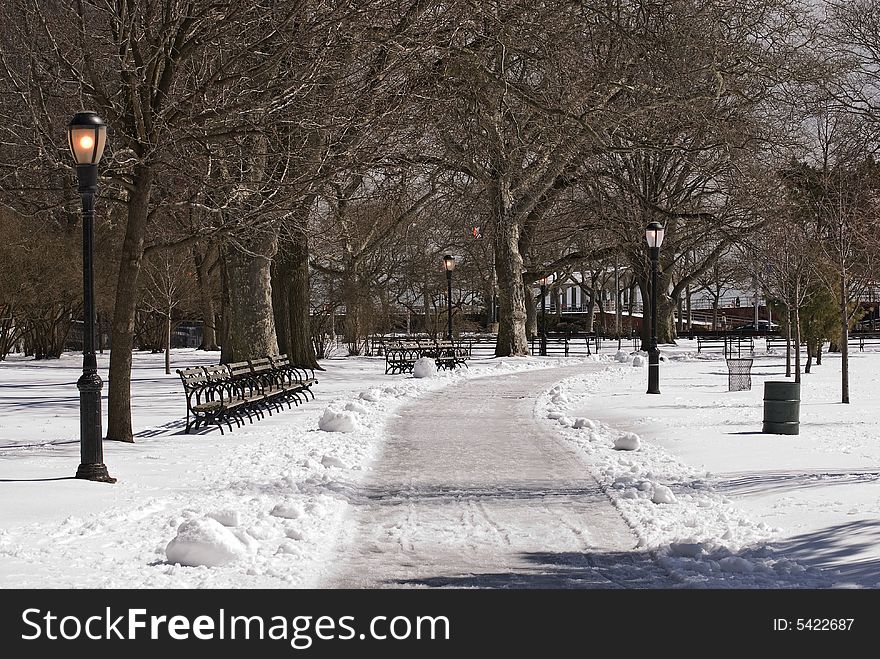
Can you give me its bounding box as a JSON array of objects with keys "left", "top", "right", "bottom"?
[
  {"left": 270, "top": 502, "right": 305, "bottom": 519},
  {"left": 206, "top": 509, "right": 241, "bottom": 527},
  {"left": 412, "top": 357, "right": 436, "bottom": 378},
  {"left": 632, "top": 355, "right": 645, "bottom": 367},
  {"left": 615, "top": 350, "right": 631, "bottom": 363},
  {"left": 359, "top": 388, "right": 382, "bottom": 402},
  {"left": 321, "top": 454, "right": 347, "bottom": 469},
  {"left": 165, "top": 518, "right": 256, "bottom": 567},
  {"left": 613, "top": 432, "right": 641, "bottom": 451},
  {"left": 535, "top": 367, "right": 832, "bottom": 587},
  {"left": 343, "top": 401, "right": 369, "bottom": 414},
  {"left": 651, "top": 484, "right": 677, "bottom": 504},
  {"left": 318, "top": 407, "right": 360, "bottom": 433}
]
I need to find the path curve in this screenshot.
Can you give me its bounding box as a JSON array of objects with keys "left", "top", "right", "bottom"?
[{"left": 325, "top": 365, "right": 673, "bottom": 588}]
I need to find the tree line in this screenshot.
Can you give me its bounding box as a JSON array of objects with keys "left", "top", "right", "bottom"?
[{"left": 1, "top": 0, "right": 879, "bottom": 441}]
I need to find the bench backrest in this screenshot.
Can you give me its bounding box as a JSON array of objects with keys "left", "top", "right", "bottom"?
[
  {"left": 249, "top": 357, "right": 273, "bottom": 375},
  {"left": 203, "top": 365, "right": 229, "bottom": 382},
  {"left": 177, "top": 367, "right": 208, "bottom": 392},
  {"left": 272, "top": 354, "right": 291, "bottom": 369},
  {"left": 227, "top": 362, "right": 252, "bottom": 379}
]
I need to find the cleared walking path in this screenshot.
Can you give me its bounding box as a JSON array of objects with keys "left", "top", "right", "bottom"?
[{"left": 325, "top": 365, "right": 673, "bottom": 588}]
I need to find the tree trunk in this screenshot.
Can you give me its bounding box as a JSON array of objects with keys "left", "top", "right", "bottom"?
[
  {"left": 586, "top": 284, "right": 596, "bottom": 333},
  {"left": 224, "top": 236, "right": 279, "bottom": 363},
  {"left": 686, "top": 286, "right": 692, "bottom": 332},
  {"left": 657, "top": 295, "right": 677, "bottom": 344},
  {"left": 638, "top": 279, "right": 649, "bottom": 351},
  {"left": 106, "top": 168, "right": 154, "bottom": 443},
  {"left": 165, "top": 310, "right": 171, "bottom": 376},
  {"left": 805, "top": 343, "right": 813, "bottom": 374},
  {"left": 793, "top": 302, "right": 802, "bottom": 384},
  {"left": 627, "top": 281, "right": 636, "bottom": 337},
  {"left": 343, "top": 256, "right": 364, "bottom": 355},
  {"left": 840, "top": 276, "right": 849, "bottom": 404},
  {"left": 271, "top": 251, "right": 292, "bottom": 356},
  {"left": 194, "top": 244, "right": 219, "bottom": 351},
  {"left": 785, "top": 306, "right": 792, "bottom": 378},
  {"left": 286, "top": 227, "right": 320, "bottom": 370},
  {"left": 219, "top": 259, "right": 232, "bottom": 364},
  {"left": 493, "top": 202, "right": 529, "bottom": 357},
  {"left": 526, "top": 285, "right": 537, "bottom": 340},
  {"left": 816, "top": 341, "right": 822, "bottom": 365}
]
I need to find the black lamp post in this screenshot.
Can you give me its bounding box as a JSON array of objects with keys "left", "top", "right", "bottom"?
[
  {"left": 539, "top": 277, "right": 548, "bottom": 356},
  {"left": 443, "top": 254, "right": 455, "bottom": 341},
  {"left": 645, "top": 221, "right": 665, "bottom": 395},
  {"left": 69, "top": 112, "right": 114, "bottom": 483}
]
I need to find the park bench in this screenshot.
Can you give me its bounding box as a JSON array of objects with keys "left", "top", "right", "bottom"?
[
  {"left": 852, "top": 332, "right": 880, "bottom": 351},
  {"left": 433, "top": 339, "right": 471, "bottom": 370},
  {"left": 764, "top": 335, "right": 795, "bottom": 353},
  {"left": 695, "top": 335, "right": 726, "bottom": 353},
  {"left": 383, "top": 338, "right": 470, "bottom": 374},
  {"left": 695, "top": 333, "right": 753, "bottom": 357},
  {"left": 529, "top": 331, "right": 602, "bottom": 356},
  {"left": 176, "top": 354, "right": 317, "bottom": 434}
]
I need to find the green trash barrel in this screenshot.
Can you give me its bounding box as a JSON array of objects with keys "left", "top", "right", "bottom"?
[{"left": 762, "top": 381, "right": 800, "bottom": 435}]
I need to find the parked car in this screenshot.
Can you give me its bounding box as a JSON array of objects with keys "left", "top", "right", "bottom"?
[{"left": 734, "top": 320, "right": 779, "bottom": 332}]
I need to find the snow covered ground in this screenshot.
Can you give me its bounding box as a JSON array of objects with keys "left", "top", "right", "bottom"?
[
  {"left": 1, "top": 341, "right": 878, "bottom": 589},
  {"left": 0, "top": 349, "right": 594, "bottom": 588},
  {"left": 539, "top": 341, "right": 880, "bottom": 588}
]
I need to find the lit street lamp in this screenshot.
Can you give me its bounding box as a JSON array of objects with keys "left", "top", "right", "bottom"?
[
  {"left": 539, "top": 277, "right": 548, "bottom": 356},
  {"left": 443, "top": 254, "right": 455, "bottom": 341},
  {"left": 69, "top": 112, "right": 114, "bottom": 483},
  {"left": 645, "top": 221, "right": 665, "bottom": 395}
]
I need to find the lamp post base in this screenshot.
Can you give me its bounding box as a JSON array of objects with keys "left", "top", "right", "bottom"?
[
  {"left": 75, "top": 463, "right": 116, "bottom": 483},
  {"left": 647, "top": 347, "right": 660, "bottom": 394}
]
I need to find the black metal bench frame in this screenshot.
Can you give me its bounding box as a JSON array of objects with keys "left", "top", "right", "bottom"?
[
  {"left": 853, "top": 333, "right": 880, "bottom": 351},
  {"left": 176, "top": 354, "right": 317, "bottom": 434},
  {"left": 383, "top": 339, "right": 470, "bottom": 374}
]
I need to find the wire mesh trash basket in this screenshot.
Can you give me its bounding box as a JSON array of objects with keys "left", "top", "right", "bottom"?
[{"left": 726, "top": 357, "right": 753, "bottom": 391}]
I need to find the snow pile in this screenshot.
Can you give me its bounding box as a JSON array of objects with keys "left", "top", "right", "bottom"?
[
  {"left": 412, "top": 357, "right": 436, "bottom": 378},
  {"left": 613, "top": 432, "right": 641, "bottom": 451},
  {"left": 343, "top": 401, "right": 369, "bottom": 414},
  {"left": 651, "top": 484, "right": 677, "bottom": 504},
  {"left": 632, "top": 355, "right": 645, "bottom": 367},
  {"left": 165, "top": 518, "right": 256, "bottom": 567},
  {"left": 615, "top": 350, "right": 631, "bottom": 363},
  {"left": 270, "top": 501, "right": 305, "bottom": 519},
  {"left": 318, "top": 407, "right": 360, "bottom": 433},
  {"left": 321, "top": 454, "right": 347, "bottom": 469},
  {"left": 359, "top": 388, "right": 382, "bottom": 402},
  {"left": 206, "top": 509, "right": 241, "bottom": 527},
  {"left": 573, "top": 417, "right": 596, "bottom": 430}
]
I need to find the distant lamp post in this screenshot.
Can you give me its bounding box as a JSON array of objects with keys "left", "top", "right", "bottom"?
[
  {"left": 645, "top": 221, "right": 665, "bottom": 395},
  {"left": 443, "top": 254, "right": 455, "bottom": 341},
  {"left": 69, "top": 112, "right": 114, "bottom": 483},
  {"left": 539, "top": 277, "right": 548, "bottom": 356}
]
